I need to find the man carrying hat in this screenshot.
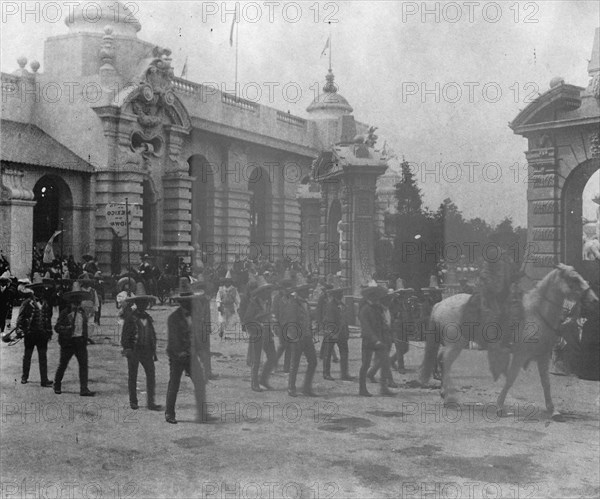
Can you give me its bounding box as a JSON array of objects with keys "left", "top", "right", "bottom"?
[
  {"left": 121, "top": 283, "right": 161, "bottom": 411},
  {"left": 242, "top": 275, "right": 277, "bottom": 392},
  {"left": 165, "top": 278, "right": 216, "bottom": 424},
  {"left": 322, "top": 285, "right": 354, "bottom": 381},
  {"left": 216, "top": 271, "right": 241, "bottom": 341},
  {"left": 16, "top": 276, "right": 54, "bottom": 386},
  {"left": 280, "top": 275, "right": 318, "bottom": 397},
  {"left": 273, "top": 271, "right": 294, "bottom": 373},
  {"left": 358, "top": 281, "right": 395, "bottom": 397},
  {"left": 366, "top": 289, "right": 399, "bottom": 388},
  {"left": 53, "top": 282, "right": 95, "bottom": 396}
]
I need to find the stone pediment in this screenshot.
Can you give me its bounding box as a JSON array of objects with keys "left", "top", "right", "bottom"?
[{"left": 510, "top": 83, "right": 583, "bottom": 133}]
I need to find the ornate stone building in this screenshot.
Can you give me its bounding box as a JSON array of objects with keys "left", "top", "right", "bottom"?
[
  {"left": 1, "top": 2, "right": 382, "bottom": 278},
  {"left": 510, "top": 28, "right": 600, "bottom": 283}
]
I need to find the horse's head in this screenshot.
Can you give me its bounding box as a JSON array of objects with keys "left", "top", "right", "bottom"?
[{"left": 554, "top": 264, "right": 599, "bottom": 306}]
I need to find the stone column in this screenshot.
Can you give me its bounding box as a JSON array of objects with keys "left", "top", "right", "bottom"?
[{"left": 0, "top": 168, "right": 35, "bottom": 277}]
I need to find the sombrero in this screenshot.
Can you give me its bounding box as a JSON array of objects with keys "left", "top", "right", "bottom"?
[
  {"left": 360, "top": 280, "right": 388, "bottom": 300},
  {"left": 190, "top": 273, "right": 208, "bottom": 292},
  {"left": 172, "top": 277, "right": 203, "bottom": 301},
  {"left": 124, "top": 282, "right": 156, "bottom": 305},
  {"left": 82, "top": 254, "right": 94, "bottom": 262},
  {"left": 279, "top": 270, "right": 295, "bottom": 289},
  {"left": 221, "top": 270, "right": 234, "bottom": 286},
  {"left": 291, "top": 274, "right": 313, "bottom": 292},
  {"left": 27, "top": 273, "right": 53, "bottom": 292},
  {"left": 78, "top": 273, "right": 95, "bottom": 287},
  {"left": 251, "top": 275, "right": 276, "bottom": 297},
  {"left": 0, "top": 271, "right": 12, "bottom": 283},
  {"left": 117, "top": 276, "right": 136, "bottom": 293},
  {"left": 380, "top": 288, "right": 402, "bottom": 304},
  {"left": 62, "top": 281, "right": 91, "bottom": 303}
]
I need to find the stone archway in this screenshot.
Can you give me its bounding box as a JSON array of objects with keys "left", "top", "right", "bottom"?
[
  {"left": 32, "top": 174, "right": 73, "bottom": 261},
  {"left": 562, "top": 158, "right": 600, "bottom": 274},
  {"left": 188, "top": 155, "right": 215, "bottom": 265}
]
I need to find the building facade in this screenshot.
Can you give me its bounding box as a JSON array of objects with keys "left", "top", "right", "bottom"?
[
  {"left": 1, "top": 2, "right": 375, "bottom": 278},
  {"left": 510, "top": 28, "right": 600, "bottom": 284}
]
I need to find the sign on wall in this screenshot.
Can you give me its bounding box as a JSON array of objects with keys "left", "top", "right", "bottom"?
[{"left": 105, "top": 203, "right": 140, "bottom": 237}]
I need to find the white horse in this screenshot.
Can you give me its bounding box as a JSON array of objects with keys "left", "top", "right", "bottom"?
[{"left": 418, "top": 264, "right": 598, "bottom": 418}]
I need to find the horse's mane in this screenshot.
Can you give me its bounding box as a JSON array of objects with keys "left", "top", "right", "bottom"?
[{"left": 523, "top": 268, "right": 559, "bottom": 311}]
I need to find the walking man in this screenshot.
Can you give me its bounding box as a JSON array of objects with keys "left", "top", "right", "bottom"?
[
  {"left": 322, "top": 285, "right": 354, "bottom": 381},
  {"left": 358, "top": 281, "right": 395, "bottom": 397},
  {"left": 243, "top": 275, "right": 277, "bottom": 392},
  {"left": 165, "top": 278, "right": 216, "bottom": 424},
  {"left": 121, "top": 283, "right": 161, "bottom": 411},
  {"left": 283, "top": 275, "right": 317, "bottom": 397},
  {"left": 16, "top": 276, "right": 54, "bottom": 386},
  {"left": 53, "top": 281, "right": 95, "bottom": 396}
]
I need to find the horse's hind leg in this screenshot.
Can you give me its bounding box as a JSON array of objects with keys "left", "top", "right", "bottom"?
[
  {"left": 496, "top": 352, "right": 527, "bottom": 416},
  {"left": 441, "top": 342, "right": 466, "bottom": 405},
  {"left": 537, "top": 354, "right": 560, "bottom": 418}
]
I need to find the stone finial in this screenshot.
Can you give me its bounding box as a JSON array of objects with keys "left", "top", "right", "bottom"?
[
  {"left": 549, "top": 76, "right": 564, "bottom": 89},
  {"left": 30, "top": 61, "right": 40, "bottom": 73},
  {"left": 323, "top": 69, "right": 337, "bottom": 93},
  {"left": 13, "top": 56, "right": 30, "bottom": 77},
  {"left": 100, "top": 25, "right": 116, "bottom": 73}
]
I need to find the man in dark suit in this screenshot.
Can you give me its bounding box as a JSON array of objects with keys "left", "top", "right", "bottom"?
[
  {"left": 121, "top": 283, "right": 161, "bottom": 411},
  {"left": 322, "top": 286, "right": 353, "bottom": 381},
  {"left": 243, "top": 275, "right": 277, "bottom": 392},
  {"left": 53, "top": 282, "right": 95, "bottom": 396},
  {"left": 281, "top": 275, "right": 317, "bottom": 397},
  {"left": 358, "top": 282, "right": 395, "bottom": 397},
  {"left": 0, "top": 272, "right": 16, "bottom": 334},
  {"left": 16, "top": 277, "right": 54, "bottom": 386},
  {"left": 165, "top": 278, "right": 216, "bottom": 424}
]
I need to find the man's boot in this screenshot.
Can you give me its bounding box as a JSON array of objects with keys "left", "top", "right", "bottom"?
[
  {"left": 340, "top": 353, "right": 354, "bottom": 381},
  {"left": 358, "top": 373, "right": 371, "bottom": 397},
  {"left": 302, "top": 363, "right": 317, "bottom": 397}
]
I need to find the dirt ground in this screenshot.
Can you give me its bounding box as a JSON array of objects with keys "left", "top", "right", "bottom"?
[{"left": 1, "top": 301, "right": 598, "bottom": 499}]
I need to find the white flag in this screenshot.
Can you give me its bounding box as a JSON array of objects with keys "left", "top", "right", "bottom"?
[{"left": 43, "top": 230, "right": 63, "bottom": 264}]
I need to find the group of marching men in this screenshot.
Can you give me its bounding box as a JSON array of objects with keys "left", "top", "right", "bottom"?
[{"left": 3, "top": 266, "right": 423, "bottom": 425}]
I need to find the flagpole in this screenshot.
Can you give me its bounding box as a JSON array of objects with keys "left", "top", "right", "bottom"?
[
  {"left": 329, "top": 25, "right": 332, "bottom": 70},
  {"left": 60, "top": 218, "right": 64, "bottom": 280},
  {"left": 125, "top": 198, "right": 131, "bottom": 296},
  {"left": 235, "top": 19, "right": 239, "bottom": 98}
]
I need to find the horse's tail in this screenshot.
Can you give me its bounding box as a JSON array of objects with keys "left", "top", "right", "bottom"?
[{"left": 418, "top": 311, "right": 441, "bottom": 385}]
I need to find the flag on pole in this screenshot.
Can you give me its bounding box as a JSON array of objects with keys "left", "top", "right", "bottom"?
[
  {"left": 321, "top": 36, "right": 330, "bottom": 57},
  {"left": 43, "top": 231, "right": 63, "bottom": 264},
  {"left": 181, "top": 57, "right": 188, "bottom": 78},
  {"left": 229, "top": 12, "right": 237, "bottom": 46}
]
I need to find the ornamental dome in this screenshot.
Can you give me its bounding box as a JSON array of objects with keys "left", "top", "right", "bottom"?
[
  {"left": 306, "top": 69, "right": 353, "bottom": 119},
  {"left": 65, "top": 1, "right": 141, "bottom": 37}
]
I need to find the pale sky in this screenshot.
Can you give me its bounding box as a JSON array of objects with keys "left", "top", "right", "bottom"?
[{"left": 2, "top": 1, "right": 599, "bottom": 226}]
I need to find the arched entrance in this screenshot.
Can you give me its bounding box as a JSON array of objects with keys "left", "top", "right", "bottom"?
[
  {"left": 32, "top": 175, "right": 73, "bottom": 262},
  {"left": 248, "top": 166, "right": 271, "bottom": 257},
  {"left": 326, "top": 199, "right": 342, "bottom": 275},
  {"left": 562, "top": 158, "right": 600, "bottom": 277},
  {"left": 188, "top": 155, "right": 215, "bottom": 265}
]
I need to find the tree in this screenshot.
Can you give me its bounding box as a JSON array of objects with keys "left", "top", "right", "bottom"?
[{"left": 395, "top": 159, "right": 422, "bottom": 215}]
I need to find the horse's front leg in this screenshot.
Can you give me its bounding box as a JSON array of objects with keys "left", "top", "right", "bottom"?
[
  {"left": 537, "top": 354, "right": 562, "bottom": 420},
  {"left": 496, "top": 352, "right": 527, "bottom": 416},
  {"left": 441, "top": 341, "right": 466, "bottom": 405}
]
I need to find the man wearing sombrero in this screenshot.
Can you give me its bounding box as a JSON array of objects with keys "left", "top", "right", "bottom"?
[
  {"left": 321, "top": 284, "right": 354, "bottom": 381},
  {"left": 242, "top": 275, "right": 277, "bottom": 392},
  {"left": 121, "top": 283, "right": 161, "bottom": 411},
  {"left": 280, "top": 274, "right": 318, "bottom": 397},
  {"left": 165, "top": 278, "right": 216, "bottom": 424},
  {"left": 53, "top": 282, "right": 95, "bottom": 396},
  {"left": 358, "top": 280, "right": 395, "bottom": 397},
  {"left": 216, "top": 271, "right": 241, "bottom": 340},
  {"left": 15, "top": 275, "right": 54, "bottom": 386}
]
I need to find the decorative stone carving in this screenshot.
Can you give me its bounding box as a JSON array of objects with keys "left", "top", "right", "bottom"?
[
  {"left": 591, "top": 131, "right": 600, "bottom": 158},
  {"left": 531, "top": 173, "right": 556, "bottom": 188},
  {"left": 0, "top": 169, "right": 34, "bottom": 201},
  {"left": 532, "top": 227, "right": 557, "bottom": 241},
  {"left": 532, "top": 200, "right": 558, "bottom": 214},
  {"left": 99, "top": 26, "right": 116, "bottom": 70}
]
